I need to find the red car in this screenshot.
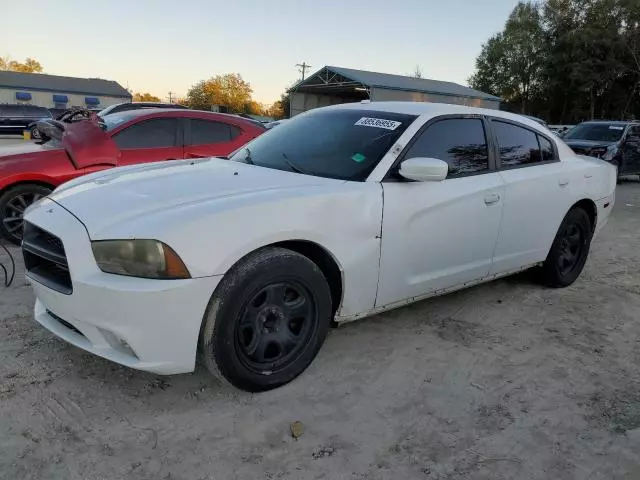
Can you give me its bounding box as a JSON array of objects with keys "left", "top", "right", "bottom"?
[{"left": 0, "top": 109, "right": 265, "bottom": 244}]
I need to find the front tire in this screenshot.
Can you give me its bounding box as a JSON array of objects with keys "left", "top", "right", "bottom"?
[
  {"left": 0, "top": 184, "right": 52, "bottom": 245},
  {"left": 540, "top": 208, "right": 593, "bottom": 288},
  {"left": 30, "top": 125, "right": 41, "bottom": 141},
  {"left": 199, "top": 247, "right": 332, "bottom": 392}
]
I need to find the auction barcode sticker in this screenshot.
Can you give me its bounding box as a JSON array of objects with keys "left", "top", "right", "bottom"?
[{"left": 354, "top": 117, "right": 402, "bottom": 130}]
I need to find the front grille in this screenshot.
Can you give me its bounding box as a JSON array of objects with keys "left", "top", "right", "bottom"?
[{"left": 22, "top": 222, "right": 72, "bottom": 294}]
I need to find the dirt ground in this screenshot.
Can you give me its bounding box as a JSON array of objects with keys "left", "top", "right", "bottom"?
[{"left": 1, "top": 182, "right": 640, "bottom": 480}]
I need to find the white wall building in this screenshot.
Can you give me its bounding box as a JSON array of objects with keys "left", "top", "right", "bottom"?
[{"left": 0, "top": 71, "right": 131, "bottom": 110}]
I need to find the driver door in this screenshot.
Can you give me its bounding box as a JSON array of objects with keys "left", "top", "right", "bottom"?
[
  {"left": 621, "top": 125, "right": 640, "bottom": 175},
  {"left": 111, "top": 117, "right": 184, "bottom": 166},
  {"left": 376, "top": 116, "right": 505, "bottom": 308}
]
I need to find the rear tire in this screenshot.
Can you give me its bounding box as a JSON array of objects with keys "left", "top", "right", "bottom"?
[
  {"left": 0, "top": 184, "right": 52, "bottom": 245},
  {"left": 199, "top": 247, "right": 332, "bottom": 392},
  {"left": 539, "top": 208, "right": 592, "bottom": 288}
]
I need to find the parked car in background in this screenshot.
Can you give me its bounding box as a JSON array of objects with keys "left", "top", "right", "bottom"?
[
  {"left": 99, "top": 102, "right": 188, "bottom": 116},
  {"left": 549, "top": 125, "right": 573, "bottom": 137},
  {"left": 21, "top": 101, "right": 616, "bottom": 392},
  {"left": 522, "top": 114, "right": 548, "bottom": 127},
  {"left": 265, "top": 119, "right": 289, "bottom": 129},
  {"left": 0, "top": 109, "right": 265, "bottom": 243},
  {"left": 28, "top": 107, "right": 103, "bottom": 140},
  {"left": 0, "top": 104, "right": 52, "bottom": 136},
  {"left": 563, "top": 120, "right": 640, "bottom": 179}
]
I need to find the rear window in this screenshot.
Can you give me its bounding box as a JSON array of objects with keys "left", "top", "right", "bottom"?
[{"left": 230, "top": 109, "right": 417, "bottom": 181}]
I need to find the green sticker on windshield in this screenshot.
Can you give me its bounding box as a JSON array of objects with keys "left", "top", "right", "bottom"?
[{"left": 351, "top": 153, "right": 366, "bottom": 163}]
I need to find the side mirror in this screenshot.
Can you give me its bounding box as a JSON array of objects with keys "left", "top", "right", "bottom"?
[{"left": 398, "top": 157, "right": 448, "bottom": 182}]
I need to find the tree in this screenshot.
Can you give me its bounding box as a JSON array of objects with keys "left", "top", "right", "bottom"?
[
  {"left": 133, "top": 92, "right": 161, "bottom": 102},
  {"left": 0, "top": 56, "right": 43, "bottom": 73},
  {"left": 185, "top": 74, "right": 253, "bottom": 113},
  {"left": 244, "top": 100, "right": 264, "bottom": 115},
  {"left": 469, "top": 1, "right": 544, "bottom": 114},
  {"left": 469, "top": 0, "right": 640, "bottom": 123}
]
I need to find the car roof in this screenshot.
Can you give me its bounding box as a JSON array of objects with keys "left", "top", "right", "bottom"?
[
  {"left": 322, "top": 101, "right": 548, "bottom": 129},
  {"left": 103, "top": 108, "right": 267, "bottom": 129}
]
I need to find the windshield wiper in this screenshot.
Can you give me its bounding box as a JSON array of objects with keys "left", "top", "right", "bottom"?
[
  {"left": 282, "top": 153, "right": 313, "bottom": 175},
  {"left": 243, "top": 148, "right": 254, "bottom": 165}
]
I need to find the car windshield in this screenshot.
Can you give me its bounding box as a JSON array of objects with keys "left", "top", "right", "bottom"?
[
  {"left": 229, "top": 108, "right": 417, "bottom": 181},
  {"left": 564, "top": 123, "right": 626, "bottom": 142},
  {"left": 100, "top": 112, "right": 134, "bottom": 131}
]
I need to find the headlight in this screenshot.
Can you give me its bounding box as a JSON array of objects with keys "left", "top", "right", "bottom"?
[
  {"left": 601, "top": 145, "right": 618, "bottom": 161},
  {"left": 91, "top": 240, "right": 190, "bottom": 279}
]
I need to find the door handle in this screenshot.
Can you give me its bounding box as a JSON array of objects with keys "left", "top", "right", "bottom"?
[
  {"left": 559, "top": 178, "right": 569, "bottom": 187},
  {"left": 484, "top": 193, "right": 501, "bottom": 205}
]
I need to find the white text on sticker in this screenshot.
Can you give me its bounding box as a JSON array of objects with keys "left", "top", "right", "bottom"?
[
  {"left": 609, "top": 126, "right": 624, "bottom": 130},
  {"left": 354, "top": 117, "right": 401, "bottom": 130}
]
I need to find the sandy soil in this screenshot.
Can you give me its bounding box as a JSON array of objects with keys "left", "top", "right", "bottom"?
[{"left": 1, "top": 183, "right": 639, "bottom": 480}]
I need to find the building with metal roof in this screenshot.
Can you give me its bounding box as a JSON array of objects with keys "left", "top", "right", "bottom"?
[
  {"left": 289, "top": 66, "right": 501, "bottom": 117},
  {"left": 0, "top": 70, "right": 131, "bottom": 110}
]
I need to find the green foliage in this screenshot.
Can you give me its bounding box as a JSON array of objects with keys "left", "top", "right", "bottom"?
[{"left": 469, "top": 0, "right": 640, "bottom": 123}]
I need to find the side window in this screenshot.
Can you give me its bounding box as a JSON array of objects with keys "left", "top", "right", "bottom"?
[
  {"left": 404, "top": 118, "right": 489, "bottom": 177},
  {"left": 494, "top": 121, "right": 542, "bottom": 167},
  {"left": 230, "top": 125, "right": 241, "bottom": 140},
  {"left": 190, "top": 119, "right": 233, "bottom": 145},
  {"left": 538, "top": 135, "right": 556, "bottom": 161},
  {"left": 112, "top": 118, "right": 177, "bottom": 149}
]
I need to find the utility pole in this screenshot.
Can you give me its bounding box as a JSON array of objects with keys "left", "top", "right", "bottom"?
[
  {"left": 167, "top": 92, "right": 175, "bottom": 104},
  {"left": 296, "top": 62, "right": 312, "bottom": 80}
]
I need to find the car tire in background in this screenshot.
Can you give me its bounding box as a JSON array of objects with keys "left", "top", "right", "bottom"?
[
  {"left": 199, "top": 247, "right": 332, "bottom": 392},
  {"left": 29, "top": 125, "right": 41, "bottom": 141},
  {"left": 540, "top": 207, "right": 593, "bottom": 288},
  {"left": 0, "top": 184, "right": 52, "bottom": 245}
]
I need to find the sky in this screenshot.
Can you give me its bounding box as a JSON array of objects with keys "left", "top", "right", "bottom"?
[{"left": 2, "top": 0, "right": 520, "bottom": 105}]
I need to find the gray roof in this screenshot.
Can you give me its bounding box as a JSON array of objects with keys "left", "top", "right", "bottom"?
[
  {"left": 300, "top": 66, "right": 500, "bottom": 102},
  {"left": 0, "top": 70, "right": 131, "bottom": 98}
]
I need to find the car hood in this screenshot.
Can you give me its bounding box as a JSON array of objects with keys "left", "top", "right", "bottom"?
[
  {"left": 49, "top": 158, "right": 339, "bottom": 237},
  {"left": 564, "top": 139, "right": 616, "bottom": 149}
]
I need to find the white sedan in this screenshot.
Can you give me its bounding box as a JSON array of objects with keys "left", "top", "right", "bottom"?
[{"left": 22, "top": 101, "right": 616, "bottom": 392}]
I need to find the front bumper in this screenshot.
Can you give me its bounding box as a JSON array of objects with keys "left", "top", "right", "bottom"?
[{"left": 24, "top": 199, "right": 221, "bottom": 375}]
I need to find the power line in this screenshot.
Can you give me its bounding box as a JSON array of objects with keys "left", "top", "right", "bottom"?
[
  {"left": 296, "top": 62, "right": 312, "bottom": 80},
  {"left": 167, "top": 91, "right": 175, "bottom": 103}
]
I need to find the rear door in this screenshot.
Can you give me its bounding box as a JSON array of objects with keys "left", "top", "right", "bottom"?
[
  {"left": 110, "top": 117, "right": 183, "bottom": 166},
  {"left": 183, "top": 118, "right": 244, "bottom": 158},
  {"left": 489, "top": 119, "right": 575, "bottom": 274}
]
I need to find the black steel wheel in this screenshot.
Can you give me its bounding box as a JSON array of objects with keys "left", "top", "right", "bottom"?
[
  {"left": 236, "top": 281, "right": 317, "bottom": 372},
  {"left": 0, "top": 184, "right": 51, "bottom": 245},
  {"left": 540, "top": 207, "right": 593, "bottom": 288},
  {"left": 200, "top": 247, "right": 332, "bottom": 392}
]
